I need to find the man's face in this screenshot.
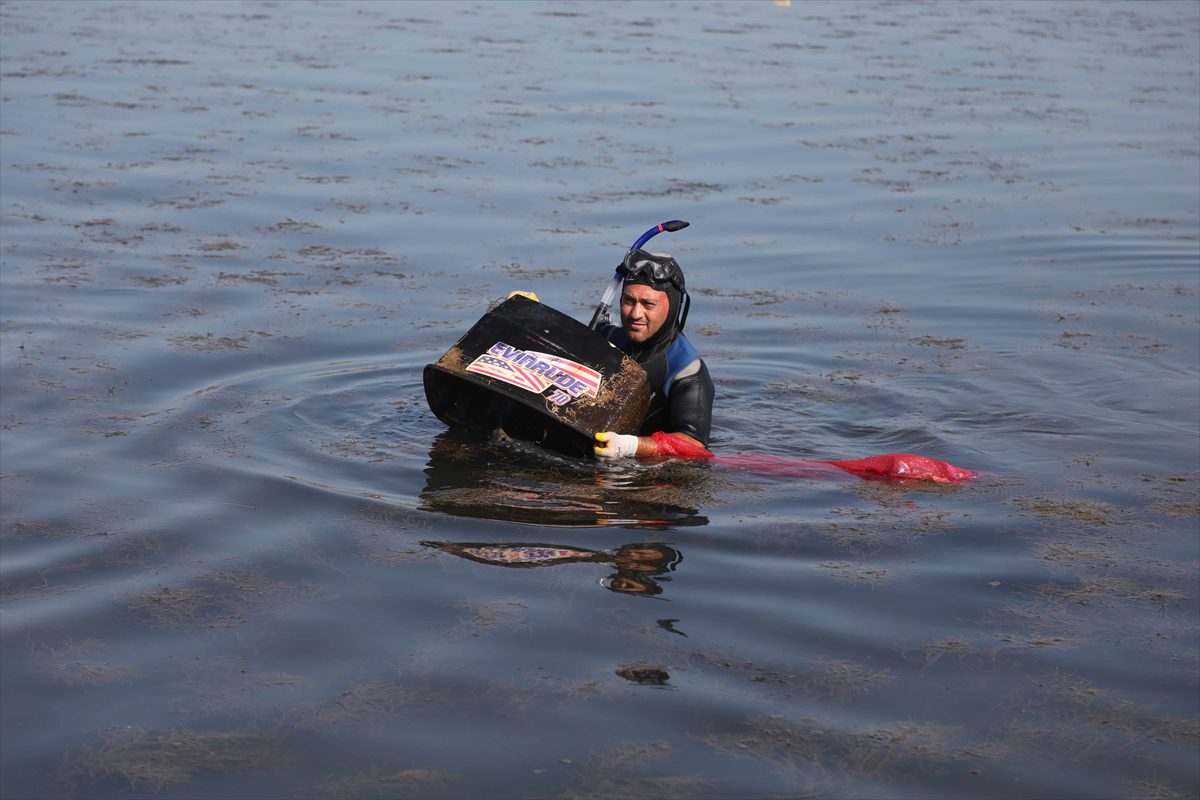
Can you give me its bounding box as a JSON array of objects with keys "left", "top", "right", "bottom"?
[{"left": 620, "top": 283, "right": 670, "bottom": 343}]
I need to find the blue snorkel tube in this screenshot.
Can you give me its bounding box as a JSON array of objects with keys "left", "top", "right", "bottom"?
[{"left": 588, "top": 220, "right": 689, "bottom": 331}]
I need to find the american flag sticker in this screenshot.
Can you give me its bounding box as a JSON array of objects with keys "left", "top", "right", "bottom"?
[{"left": 466, "top": 342, "right": 602, "bottom": 403}]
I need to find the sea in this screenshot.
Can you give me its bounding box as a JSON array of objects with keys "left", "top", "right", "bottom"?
[{"left": 1, "top": 2, "right": 1197, "bottom": 798}]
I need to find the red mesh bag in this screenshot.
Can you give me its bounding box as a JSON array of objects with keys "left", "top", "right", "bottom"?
[
  {"left": 649, "top": 432, "right": 715, "bottom": 459},
  {"left": 646, "top": 433, "right": 974, "bottom": 484},
  {"left": 706, "top": 453, "right": 848, "bottom": 479},
  {"left": 825, "top": 453, "right": 976, "bottom": 484}
]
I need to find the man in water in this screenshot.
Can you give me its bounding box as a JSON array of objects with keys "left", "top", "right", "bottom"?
[{"left": 592, "top": 249, "right": 714, "bottom": 460}]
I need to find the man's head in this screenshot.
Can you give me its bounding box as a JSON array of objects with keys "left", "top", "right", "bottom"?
[{"left": 618, "top": 249, "right": 688, "bottom": 344}]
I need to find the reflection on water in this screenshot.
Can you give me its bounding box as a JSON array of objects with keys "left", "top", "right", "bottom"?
[
  {"left": 422, "top": 540, "right": 684, "bottom": 598},
  {"left": 419, "top": 431, "right": 710, "bottom": 528}
]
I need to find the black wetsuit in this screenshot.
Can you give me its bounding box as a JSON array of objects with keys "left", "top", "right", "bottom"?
[{"left": 602, "top": 324, "right": 715, "bottom": 446}]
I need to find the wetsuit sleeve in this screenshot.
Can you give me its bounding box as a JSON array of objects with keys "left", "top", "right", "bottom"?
[{"left": 667, "top": 360, "right": 714, "bottom": 446}]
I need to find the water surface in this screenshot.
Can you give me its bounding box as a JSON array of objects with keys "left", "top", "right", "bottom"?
[{"left": 1, "top": 2, "right": 1197, "bottom": 798}]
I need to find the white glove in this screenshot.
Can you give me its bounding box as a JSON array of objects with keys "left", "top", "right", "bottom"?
[{"left": 593, "top": 431, "right": 639, "bottom": 460}]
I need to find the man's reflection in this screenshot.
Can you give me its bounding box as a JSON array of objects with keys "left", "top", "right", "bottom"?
[{"left": 421, "top": 540, "right": 683, "bottom": 597}]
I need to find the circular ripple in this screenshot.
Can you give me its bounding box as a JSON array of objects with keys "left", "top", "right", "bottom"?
[{"left": 164, "top": 355, "right": 713, "bottom": 528}]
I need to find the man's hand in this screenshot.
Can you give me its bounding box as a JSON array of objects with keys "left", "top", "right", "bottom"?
[{"left": 593, "top": 431, "right": 639, "bottom": 460}]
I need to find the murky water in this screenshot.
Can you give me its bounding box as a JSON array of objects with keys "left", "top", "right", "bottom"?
[{"left": 2, "top": 1, "right": 1197, "bottom": 798}]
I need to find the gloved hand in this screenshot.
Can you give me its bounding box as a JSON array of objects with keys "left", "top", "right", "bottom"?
[
  {"left": 506, "top": 290, "right": 539, "bottom": 302},
  {"left": 593, "top": 431, "right": 639, "bottom": 460}
]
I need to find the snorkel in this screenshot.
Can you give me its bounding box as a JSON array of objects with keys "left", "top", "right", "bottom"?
[{"left": 588, "top": 220, "right": 689, "bottom": 331}]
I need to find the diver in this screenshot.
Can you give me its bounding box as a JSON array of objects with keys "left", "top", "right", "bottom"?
[{"left": 590, "top": 248, "right": 715, "bottom": 460}]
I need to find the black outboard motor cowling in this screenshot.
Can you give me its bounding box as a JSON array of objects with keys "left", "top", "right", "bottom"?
[{"left": 423, "top": 295, "right": 650, "bottom": 457}]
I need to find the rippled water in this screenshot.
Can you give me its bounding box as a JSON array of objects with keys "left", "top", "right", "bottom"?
[{"left": 2, "top": 2, "right": 1197, "bottom": 798}]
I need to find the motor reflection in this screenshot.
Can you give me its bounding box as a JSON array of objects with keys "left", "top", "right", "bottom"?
[{"left": 421, "top": 540, "right": 683, "bottom": 598}]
